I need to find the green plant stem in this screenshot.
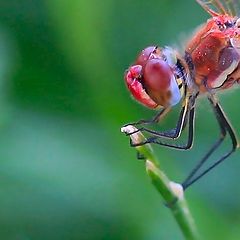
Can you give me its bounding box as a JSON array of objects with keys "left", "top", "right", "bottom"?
[{"left": 121, "top": 126, "right": 199, "bottom": 240}]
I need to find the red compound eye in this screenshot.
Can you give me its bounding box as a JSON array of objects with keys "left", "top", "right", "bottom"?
[{"left": 143, "top": 58, "right": 174, "bottom": 106}]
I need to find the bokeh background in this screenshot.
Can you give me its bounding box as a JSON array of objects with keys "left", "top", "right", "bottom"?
[{"left": 0, "top": 0, "right": 239, "bottom": 239}]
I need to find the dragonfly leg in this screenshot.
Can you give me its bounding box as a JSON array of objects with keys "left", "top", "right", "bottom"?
[
  {"left": 182, "top": 96, "right": 239, "bottom": 190},
  {"left": 123, "top": 107, "right": 171, "bottom": 128},
  {"left": 128, "top": 106, "right": 188, "bottom": 139},
  {"left": 128, "top": 95, "right": 193, "bottom": 142},
  {"left": 130, "top": 96, "right": 196, "bottom": 150}
]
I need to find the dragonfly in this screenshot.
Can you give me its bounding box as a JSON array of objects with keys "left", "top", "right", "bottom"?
[{"left": 124, "top": 0, "right": 240, "bottom": 190}]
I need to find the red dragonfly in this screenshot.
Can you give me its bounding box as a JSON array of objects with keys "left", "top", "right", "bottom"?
[{"left": 124, "top": 0, "right": 240, "bottom": 190}]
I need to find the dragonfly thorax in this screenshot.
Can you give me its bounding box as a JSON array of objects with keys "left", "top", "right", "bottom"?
[{"left": 186, "top": 14, "right": 240, "bottom": 93}]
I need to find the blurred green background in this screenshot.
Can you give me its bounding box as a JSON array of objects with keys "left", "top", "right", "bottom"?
[{"left": 0, "top": 0, "right": 239, "bottom": 239}]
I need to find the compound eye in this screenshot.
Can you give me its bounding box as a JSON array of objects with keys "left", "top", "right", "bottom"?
[
  {"left": 143, "top": 58, "right": 180, "bottom": 107},
  {"left": 135, "top": 46, "right": 160, "bottom": 66}
]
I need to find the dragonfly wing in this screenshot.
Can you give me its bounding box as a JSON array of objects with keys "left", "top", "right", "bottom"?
[{"left": 196, "top": 0, "right": 240, "bottom": 17}]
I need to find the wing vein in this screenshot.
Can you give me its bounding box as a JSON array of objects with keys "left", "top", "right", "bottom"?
[{"left": 196, "top": 0, "right": 240, "bottom": 16}]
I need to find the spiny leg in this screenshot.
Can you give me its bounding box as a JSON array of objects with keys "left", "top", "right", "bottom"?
[
  {"left": 144, "top": 105, "right": 195, "bottom": 150},
  {"left": 128, "top": 95, "right": 191, "bottom": 142},
  {"left": 182, "top": 97, "right": 227, "bottom": 189},
  {"left": 123, "top": 107, "right": 171, "bottom": 127},
  {"left": 181, "top": 137, "right": 225, "bottom": 189},
  {"left": 130, "top": 95, "right": 196, "bottom": 150},
  {"left": 126, "top": 85, "right": 190, "bottom": 139},
  {"left": 130, "top": 105, "right": 188, "bottom": 139},
  {"left": 182, "top": 96, "right": 238, "bottom": 190}
]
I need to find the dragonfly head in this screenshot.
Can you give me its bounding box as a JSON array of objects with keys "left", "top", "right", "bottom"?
[{"left": 124, "top": 46, "right": 185, "bottom": 109}]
